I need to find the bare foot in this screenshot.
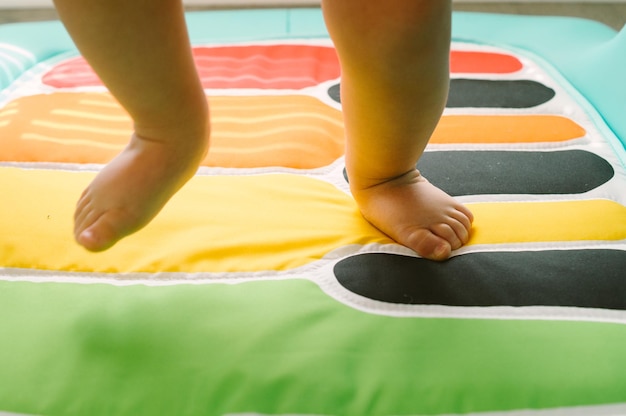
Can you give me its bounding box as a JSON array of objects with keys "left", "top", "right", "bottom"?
[
  {"left": 351, "top": 169, "right": 473, "bottom": 261},
  {"left": 74, "top": 133, "right": 208, "bottom": 252}
]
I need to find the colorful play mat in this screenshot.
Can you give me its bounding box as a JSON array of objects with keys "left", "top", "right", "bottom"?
[{"left": 1, "top": 8, "right": 625, "bottom": 416}]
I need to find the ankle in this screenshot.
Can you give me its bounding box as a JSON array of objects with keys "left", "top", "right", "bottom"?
[
  {"left": 133, "top": 96, "right": 210, "bottom": 147},
  {"left": 348, "top": 168, "right": 423, "bottom": 194}
]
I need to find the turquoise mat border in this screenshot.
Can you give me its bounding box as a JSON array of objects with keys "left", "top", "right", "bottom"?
[{"left": 0, "top": 9, "right": 624, "bottom": 145}]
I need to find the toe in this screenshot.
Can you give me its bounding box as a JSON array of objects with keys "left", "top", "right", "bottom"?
[
  {"left": 76, "top": 214, "right": 120, "bottom": 252},
  {"left": 404, "top": 228, "right": 452, "bottom": 261},
  {"left": 449, "top": 208, "right": 473, "bottom": 244},
  {"left": 457, "top": 204, "right": 474, "bottom": 225},
  {"left": 430, "top": 222, "right": 463, "bottom": 250},
  {"left": 78, "top": 229, "right": 113, "bottom": 252},
  {"left": 74, "top": 206, "right": 97, "bottom": 240},
  {"left": 449, "top": 215, "right": 471, "bottom": 245},
  {"left": 76, "top": 229, "right": 100, "bottom": 251},
  {"left": 74, "top": 189, "right": 92, "bottom": 222}
]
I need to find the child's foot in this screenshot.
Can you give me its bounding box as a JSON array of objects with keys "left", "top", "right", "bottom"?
[
  {"left": 351, "top": 169, "right": 473, "bottom": 261},
  {"left": 74, "top": 133, "right": 208, "bottom": 252}
]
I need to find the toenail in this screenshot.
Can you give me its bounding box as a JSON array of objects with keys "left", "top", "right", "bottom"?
[{"left": 434, "top": 244, "right": 449, "bottom": 259}]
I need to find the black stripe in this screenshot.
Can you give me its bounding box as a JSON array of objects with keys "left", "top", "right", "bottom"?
[
  {"left": 416, "top": 150, "right": 614, "bottom": 196},
  {"left": 447, "top": 79, "right": 555, "bottom": 108},
  {"left": 328, "top": 79, "right": 556, "bottom": 108},
  {"left": 343, "top": 150, "right": 614, "bottom": 196},
  {"left": 333, "top": 250, "right": 626, "bottom": 310}
]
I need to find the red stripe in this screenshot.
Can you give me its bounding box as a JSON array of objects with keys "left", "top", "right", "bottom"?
[
  {"left": 42, "top": 47, "right": 522, "bottom": 89},
  {"left": 450, "top": 51, "right": 523, "bottom": 74},
  {"left": 193, "top": 45, "right": 340, "bottom": 89}
]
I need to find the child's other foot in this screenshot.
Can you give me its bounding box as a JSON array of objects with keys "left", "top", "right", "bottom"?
[
  {"left": 351, "top": 169, "right": 473, "bottom": 261},
  {"left": 74, "top": 133, "right": 207, "bottom": 252}
]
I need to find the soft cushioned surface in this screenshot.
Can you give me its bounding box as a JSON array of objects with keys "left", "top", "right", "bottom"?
[{"left": 1, "top": 9, "right": 625, "bottom": 416}]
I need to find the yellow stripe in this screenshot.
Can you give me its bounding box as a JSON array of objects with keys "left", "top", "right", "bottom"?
[
  {"left": 78, "top": 98, "right": 120, "bottom": 108},
  {"left": 466, "top": 200, "right": 626, "bottom": 244},
  {"left": 20, "top": 133, "right": 125, "bottom": 150},
  {"left": 0, "top": 168, "right": 387, "bottom": 273},
  {"left": 30, "top": 119, "right": 131, "bottom": 136},
  {"left": 214, "top": 102, "right": 307, "bottom": 112},
  {"left": 0, "top": 108, "right": 18, "bottom": 118},
  {"left": 50, "top": 109, "right": 130, "bottom": 122},
  {"left": 213, "top": 126, "right": 338, "bottom": 140},
  {"left": 1, "top": 168, "right": 624, "bottom": 274},
  {"left": 210, "top": 141, "right": 323, "bottom": 155},
  {"left": 213, "top": 112, "right": 343, "bottom": 127}
]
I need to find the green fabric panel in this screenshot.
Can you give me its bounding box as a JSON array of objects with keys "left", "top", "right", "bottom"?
[{"left": 1, "top": 280, "right": 625, "bottom": 416}]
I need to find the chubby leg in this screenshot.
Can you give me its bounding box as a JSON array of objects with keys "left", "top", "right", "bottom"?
[
  {"left": 54, "top": 0, "right": 209, "bottom": 251},
  {"left": 322, "top": 0, "right": 473, "bottom": 260}
]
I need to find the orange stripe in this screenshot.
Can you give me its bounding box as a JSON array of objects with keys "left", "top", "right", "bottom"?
[
  {"left": 432, "top": 115, "right": 585, "bottom": 144},
  {"left": 0, "top": 94, "right": 584, "bottom": 169},
  {"left": 208, "top": 95, "right": 344, "bottom": 168},
  {"left": 0, "top": 93, "right": 345, "bottom": 169},
  {"left": 0, "top": 93, "right": 128, "bottom": 164}
]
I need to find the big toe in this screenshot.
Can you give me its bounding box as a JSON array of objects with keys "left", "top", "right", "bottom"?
[
  {"left": 404, "top": 229, "right": 452, "bottom": 261},
  {"left": 76, "top": 217, "right": 122, "bottom": 252}
]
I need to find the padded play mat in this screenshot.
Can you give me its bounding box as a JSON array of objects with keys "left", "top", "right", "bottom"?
[{"left": 1, "top": 8, "right": 626, "bottom": 416}]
